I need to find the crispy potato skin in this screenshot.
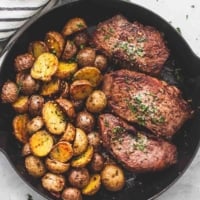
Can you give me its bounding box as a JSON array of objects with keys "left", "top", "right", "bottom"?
[
  {"left": 91, "top": 153, "right": 105, "bottom": 172},
  {"left": 28, "top": 95, "right": 44, "bottom": 116},
  {"left": 26, "top": 116, "right": 44, "bottom": 134},
  {"left": 87, "top": 131, "right": 101, "bottom": 151},
  {"left": 28, "top": 41, "right": 49, "bottom": 58},
  {"left": 73, "top": 31, "right": 89, "bottom": 47},
  {"left": 62, "top": 40, "right": 77, "bottom": 60},
  {"left": 62, "top": 187, "right": 82, "bottom": 200},
  {"left": 60, "top": 123, "right": 76, "bottom": 142},
  {"left": 12, "top": 96, "right": 29, "bottom": 113},
  {"left": 21, "top": 143, "right": 31, "bottom": 156},
  {"left": 94, "top": 54, "right": 108, "bottom": 71}
]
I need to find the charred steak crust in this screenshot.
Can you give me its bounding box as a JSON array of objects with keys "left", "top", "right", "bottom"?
[
  {"left": 102, "top": 69, "right": 193, "bottom": 139},
  {"left": 98, "top": 114, "right": 177, "bottom": 173},
  {"left": 92, "top": 14, "right": 169, "bottom": 75}
]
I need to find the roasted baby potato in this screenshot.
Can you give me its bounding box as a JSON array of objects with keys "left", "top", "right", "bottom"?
[
  {"left": 71, "top": 145, "right": 94, "bottom": 168},
  {"left": 62, "top": 17, "right": 87, "bottom": 37},
  {"left": 21, "top": 142, "right": 31, "bottom": 156},
  {"left": 29, "top": 130, "right": 53, "bottom": 157},
  {"left": 45, "top": 31, "right": 65, "bottom": 58},
  {"left": 60, "top": 123, "right": 76, "bottom": 142},
  {"left": 94, "top": 54, "right": 108, "bottom": 71},
  {"left": 28, "top": 40, "right": 49, "bottom": 58},
  {"left": 76, "top": 47, "right": 96, "bottom": 67},
  {"left": 68, "top": 168, "right": 90, "bottom": 189},
  {"left": 62, "top": 187, "right": 82, "bottom": 200},
  {"left": 26, "top": 116, "right": 44, "bottom": 134},
  {"left": 12, "top": 96, "right": 29, "bottom": 113},
  {"left": 87, "top": 131, "right": 101, "bottom": 151},
  {"left": 13, "top": 114, "right": 29, "bottom": 143},
  {"left": 40, "top": 79, "right": 61, "bottom": 97},
  {"left": 71, "top": 99, "right": 84, "bottom": 112},
  {"left": 82, "top": 174, "right": 101, "bottom": 196},
  {"left": 16, "top": 73, "right": 39, "bottom": 95},
  {"left": 101, "top": 164, "right": 125, "bottom": 191},
  {"left": 1, "top": 80, "right": 19, "bottom": 103},
  {"left": 56, "top": 98, "right": 76, "bottom": 119},
  {"left": 62, "top": 40, "right": 77, "bottom": 60},
  {"left": 55, "top": 62, "right": 78, "bottom": 80},
  {"left": 42, "top": 173, "right": 65, "bottom": 193},
  {"left": 73, "top": 31, "right": 89, "bottom": 47},
  {"left": 76, "top": 111, "right": 95, "bottom": 133},
  {"left": 25, "top": 155, "right": 46, "bottom": 177},
  {"left": 28, "top": 95, "right": 44, "bottom": 116},
  {"left": 31, "top": 52, "right": 58, "bottom": 81},
  {"left": 70, "top": 80, "right": 93, "bottom": 100},
  {"left": 73, "top": 128, "right": 88, "bottom": 156},
  {"left": 45, "top": 157, "right": 70, "bottom": 174},
  {"left": 42, "top": 101, "right": 66, "bottom": 135},
  {"left": 14, "top": 53, "right": 35, "bottom": 72},
  {"left": 73, "top": 66, "right": 102, "bottom": 87},
  {"left": 50, "top": 141, "right": 73, "bottom": 162},
  {"left": 90, "top": 153, "right": 105, "bottom": 172},
  {"left": 86, "top": 90, "right": 107, "bottom": 113},
  {"left": 60, "top": 81, "right": 69, "bottom": 98}
]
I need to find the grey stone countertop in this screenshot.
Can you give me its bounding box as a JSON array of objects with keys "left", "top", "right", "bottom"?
[{"left": 0, "top": 0, "right": 200, "bottom": 199}]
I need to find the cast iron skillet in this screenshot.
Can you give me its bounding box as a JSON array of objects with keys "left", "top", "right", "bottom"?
[{"left": 1, "top": 0, "right": 200, "bottom": 199}]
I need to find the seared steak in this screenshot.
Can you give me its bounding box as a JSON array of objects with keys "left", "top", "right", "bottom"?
[
  {"left": 92, "top": 15, "right": 169, "bottom": 75},
  {"left": 102, "top": 69, "right": 192, "bottom": 138},
  {"left": 98, "top": 114, "right": 177, "bottom": 173}
]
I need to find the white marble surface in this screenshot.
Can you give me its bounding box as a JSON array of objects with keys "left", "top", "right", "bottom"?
[{"left": 0, "top": 0, "right": 200, "bottom": 200}]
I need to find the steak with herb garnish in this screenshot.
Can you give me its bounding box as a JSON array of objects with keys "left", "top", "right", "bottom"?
[
  {"left": 102, "top": 69, "right": 193, "bottom": 139},
  {"left": 98, "top": 114, "right": 177, "bottom": 173},
  {"left": 92, "top": 14, "right": 169, "bottom": 75}
]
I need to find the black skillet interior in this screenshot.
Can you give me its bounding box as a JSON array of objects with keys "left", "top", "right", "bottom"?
[{"left": 1, "top": 0, "right": 200, "bottom": 200}]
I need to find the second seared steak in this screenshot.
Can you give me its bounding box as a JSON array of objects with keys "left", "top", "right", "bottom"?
[
  {"left": 103, "top": 69, "right": 193, "bottom": 138},
  {"left": 92, "top": 15, "right": 169, "bottom": 75},
  {"left": 99, "top": 114, "right": 177, "bottom": 173}
]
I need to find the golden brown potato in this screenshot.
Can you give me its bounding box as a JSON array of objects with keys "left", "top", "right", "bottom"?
[
  {"left": 62, "top": 17, "right": 87, "bottom": 37},
  {"left": 55, "top": 62, "right": 78, "bottom": 80},
  {"left": 45, "top": 157, "right": 70, "bottom": 174},
  {"left": 86, "top": 90, "right": 107, "bottom": 113},
  {"left": 90, "top": 153, "right": 105, "bottom": 172},
  {"left": 28, "top": 95, "right": 44, "bottom": 116},
  {"left": 76, "top": 111, "right": 95, "bottom": 133},
  {"left": 29, "top": 130, "right": 53, "bottom": 157},
  {"left": 45, "top": 31, "right": 65, "bottom": 58},
  {"left": 82, "top": 174, "right": 101, "bottom": 196},
  {"left": 56, "top": 98, "right": 76, "bottom": 119},
  {"left": 12, "top": 96, "right": 29, "bottom": 113},
  {"left": 62, "top": 40, "right": 77, "bottom": 60},
  {"left": 1, "top": 81, "right": 18, "bottom": 103},
  {"left": 50, "top": 141, "right": 73, "bottom": 162},
  {"left": 31, "top": 52, "right": 58, "bottom": 82},
  {"left": 71, "top": 145, "right": 94, "bottom": 168},
  {"left": 60, "top": 123, "right": 76, "bottom": 142},
  {"left": 73, "top": 128, "right": 88, "bottom": 156},
  {"left": 25, "top": 155, "right": 46, "bottom": 177},
  {"left": 42, "top": 173, "right": 65, "bottom": 193},
  {"left": 76, "top": 47, "right": 96, "bottom": 67},
  {"left": 73, "top": 66, "right": 102, "bottom": 87},
  {"left": 28, "top": 40, "right": 49, "bottom": 58},
  {"left": 21, "top": 142, "right": 31, "bottom": 156},
  {"left": 70, "top": 80, "right": 93, "bottom": 100},
  {"left": 101, "top": 164, "right": 125, "bottom": 191},
  {"left": 13, "top": 114, "right": 29, "bottom": 143},
  {"left": 87, "top": 131, "right": 101, "bottom": 151},
  {"left": 14, "top": 53, "right": 35, "bottom": 72},
  {"left": 16, "top": 73, "right": 39, "bottom": 95},
  {"left": 68, "top": 168, "right": 90, "bottom": 189},
  {"left": 26, "top": 116, "right": 44, "bottom": 134},
  {"left": 94, "top": 54, "right": 108, "bottom": 71},
  {"left": 62, "top": 187, "right": 82, "bottom": 200},
  {"left": 42, "top": 101, "right": 66, "bottom": 135},
  {"left": 73, "top": 31, "right": 89, "bottom": 47}
]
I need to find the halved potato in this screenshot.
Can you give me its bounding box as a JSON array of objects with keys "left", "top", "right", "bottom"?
[
  {"left": 50, "top": 141, "right": 73, "bottom": 162},
  {"left": 29, "top": 130, "right": 53, "bottom": 157},
  {"left": 40, "top": 79, "right": 60, "bottom": 97},
  {"left": 82, "top": 174, "right": 101, "bottom": 196},
  {"left": 56, "top": 98, "right": 76, "bottom": 119},
  {"left": 31, "top": 52, "right": 58, "bottom": 82},
  {"left": 60, "top": 123, "right": 76, "bottom": 142},
  {"left": 12, "top": 96, "right": 29, "bottom": 113},
  {"left": 73, "top": 128, "right": 88, "bottom": 156},
  {"left": 70, "top": 80, "right": 93, "bottom": 100},
  {"left": 28, "top": 41, "right": 49, "bottom": 58},
  {"left": 45, "top": 157, "right": 70, "bottom": 174},
  {"left": 26, "top": 116, "right": 44, "bottom": 135},
  {"left": 73, "top": 66, "right": 102, "bottom": 87},
  {"left": 62, "top": 17, "right": 87, "bottom": 37},
  {"left": 71, "top": 145, "right": 94, "bottom": 168},
  {"left": 45, "top": 31, "right": 65, "bottom": 58},
  {"left": 55, "top": 62, "right": 78, "bottom": 79},
  {"left": 42, "top": 101, "right": 66, "bottom": 135},
  {"left": 12, "top": 114, "right": 29, "bottom": 143}
]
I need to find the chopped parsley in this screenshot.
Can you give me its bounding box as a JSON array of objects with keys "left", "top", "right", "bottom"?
[
  {"left": 112, "top": 126, "right": 125, "bottom": 134},
  {"left": 133, "top": 133, "right": 147, "bottom": 152},
  {"left": 77, "top": 23, "right": 85, "bottom": 28}
]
